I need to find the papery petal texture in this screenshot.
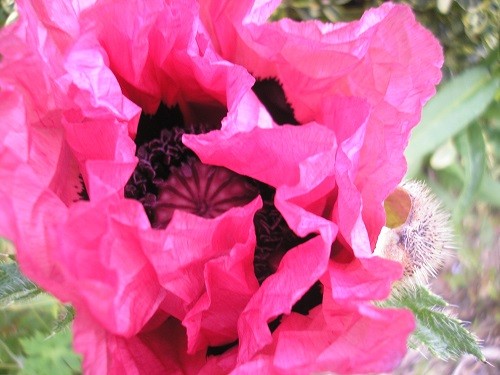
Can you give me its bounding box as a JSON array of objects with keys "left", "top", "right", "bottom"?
[
  {"left": 142, "top": 197, "right": 262, "bottom": 352},
  {"left": 199, "top": 0, "right": 443, "bottom": 245},
  {"left": 0, "top": 0, "right": 443, "bottom": 374}
]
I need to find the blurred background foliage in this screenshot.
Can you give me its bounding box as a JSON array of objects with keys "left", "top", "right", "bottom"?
[
  {"left": 1, "top": 0, "right": 499, "bottom": 374},
  {"left": 0, "top": 0, "right": 14, "bottom": 26}
]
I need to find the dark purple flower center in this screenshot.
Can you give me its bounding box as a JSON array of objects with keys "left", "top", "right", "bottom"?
[
  {"left": 75, "top": 78, "right": 327, "bottom": 356},
  {"left": 78, "top": 82, "right": 322, "bottom": 310},
  {"left": 76, "top": 79, "right": 322, "bottom": 329},
  {"left": 154, "top": 158, "right": 258, "bottom": 228}
]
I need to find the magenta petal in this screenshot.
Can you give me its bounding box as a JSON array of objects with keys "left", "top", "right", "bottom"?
[
  {"left": 183, "top": 234, "right": 260, "bottom": 353},
  {"left": 79, "top": 0, "right": 167, "bottom": 113},
  {"left": 81, "top": 0, "right": 256, "bottom": 121},
  {"left": 200, "top": 1, "right": 443, "bottom": 247},
  {"left": 325, "top": 257, "right": 403, "bottom": 302},
  {"left": 58, "top": 199, "right": 164, "bottom": 336},
  {"left": 0, "top": 150, "right": 72, "bottom": 301},
  {"left": 0, "top": 90, "right": 29, "bottom": 162},
  {"left": 74, "top": 313, "right": 207, "bottom": 375},
  {"left": 237, "top": 235, "right": 331, "bottom": 363},
  {"left": 143, "top": 198, "right": 261, "bottom": 319},
  {"left": 271, "top": 302, "right": 414, "bottom": 373},
  {"left": 179, "top": 198, "right": 262, "bottom": 353},
  {"left": 184, "top": 122, "right": 337, "bottom": 188}
]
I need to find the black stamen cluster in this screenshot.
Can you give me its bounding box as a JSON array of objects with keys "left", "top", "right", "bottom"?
[
  {"left": 124, "top": 104, "right": 211, "bottom": 223},
  {"left": 79, "top": 84, "right": 322, "bottom": 324},
  {"left": 124, "top": 127, "right": 194, "bottom": 221},
  {"left": 252, "top": 183, "right": 315, "bottom": 284}
]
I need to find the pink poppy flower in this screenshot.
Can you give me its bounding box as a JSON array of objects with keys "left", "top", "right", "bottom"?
[{"left": 0, "top": 0, "right": 442, "bottom": 374}]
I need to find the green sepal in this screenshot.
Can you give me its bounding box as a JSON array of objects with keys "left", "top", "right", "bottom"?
[{"left": 381, "top": 285, "right": 485, "bottom": 362}]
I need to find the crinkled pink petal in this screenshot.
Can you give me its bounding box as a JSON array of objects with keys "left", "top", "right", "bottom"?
[
  {"left": 57, "top": 198, "right": 165, "bottom": 336},
  {"left": 0, "top": 166, "right": 162, "bottom": 336},
  {"left": 142, "top": 197, "right": 261, "bottom": 320},
  {"left": 221, "top": 88, "right": 275, "bottom": 134},
  {"left": 16, "top": 0, "right": 90, "bottom": 51},
  {"left": 237, "top": 235, "right": 332, "bottom": 363},
  {"left": 0, "top": 141, "right": 65, "bottom": 285},
  {"left": 325, "top": 256, "right": 402, "bottom": 302},
  {"left": 78, "top": 0, "right": 167, "bottom": 113},
  {"left": 1, "top": 1, "right": 445, "bottom": 373},
  {"left": 331, "top": 150, "right": 371, "bottom": 257},
  {"left": 185, "top": 119, "right": 340, "bottom": 245},
  {"left": 0, "top": 156, "right": 21, "bottom": 248},
  {"left": 60, "top": 36, "right": 141, "bottom": 131},
  {"left": 0, "top": 7, "right": 65, "bottom": 121},
  {"left": 58, "top": 37, "right": 141, "bottom": 199},
  {"left": 63, "top": 116, "right": 137, "bottom": 200},
  {"left": 0, "top": 9, "right": 155, "bottom": 337},
  {"left": 184, "top": 122, "right": 337, "bottom": 189},
  {"left": 0, "top": 19, "right": 72, "bottom": 190},
  {"left": 82, "top": 160, "right": 136, "bottom": 200},
  {"left": 73, "top": 313, "right": 109, "bottom": 375},
  {"left": 157, "top": 38, "right": 254, "bottom": 127},
  {"left": 200, "top": 1, "right": 442, "bottom": 122},
  {"left": 270, "top": 301, "right": 414, "bottom": 373},
  {"left": 0, "top": 193, "right": 18, "bottom": 247},
  {"left": 1, "top": 3, "right": 141, "bottom": 203},
  {"left": 230, "top": 356, "right": 275, "bottom": 375},
  {"left": 200, "top": 347, "right": 238, "bottom": 375},
  {"left": 186, "top": 93, "right": 372, "bottom": 251},
  {"left": 200, "top": 1, "right": 443, "bottom": 246},
  {"left": 0, "top": 90, "right": 29, "bottom": 161},
  {"left": 184, "top": 120, "right": 357, "bottom": 364},
  {"left": 279, "top": 96, "right": 372, "bottom": 255},
  {"left": 183, "top": 232, "right": 260, "bottom": 353},
  {"left": 232, "top": 295, "right": 413, "bottom": 374},
  {"left": 80, "top": 0, "right": 256, "bottom": 123},
  {"left": 74, "top": 313, "right": 207, "bottom": 375}
]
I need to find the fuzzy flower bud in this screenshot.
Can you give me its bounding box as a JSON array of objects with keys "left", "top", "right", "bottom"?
[{"left": 375, "top": 180, "right": 454, "bottom": 288}]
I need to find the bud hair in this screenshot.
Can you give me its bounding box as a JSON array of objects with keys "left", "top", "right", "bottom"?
[{"left": 375, "top": 180, "right": 454, "bottom": 289}]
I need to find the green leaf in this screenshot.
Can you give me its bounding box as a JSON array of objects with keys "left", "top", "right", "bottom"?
[
  {"left": 406, "top": 67, "right": 499, "bottom": 177},
  {"left": 453, "top": 125, "right": 486, "bottom": 222},
  {"left": 20, "top": 330, "right": 81, "bottom": 375},
  {"left": 0, "top": 262, "right": 42, "bottom": 307},
  {"left": 435, "top": 162, "right": 500, "bottom": 207},
  {"left": 383, "top": 286, "right": 485, "bottom": 361},
  {"left": 477, "top": 173, "right": 500, "bottom": 207},
  {"left": 0, "top": 292, "right": 79, "bottom": 373}
]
